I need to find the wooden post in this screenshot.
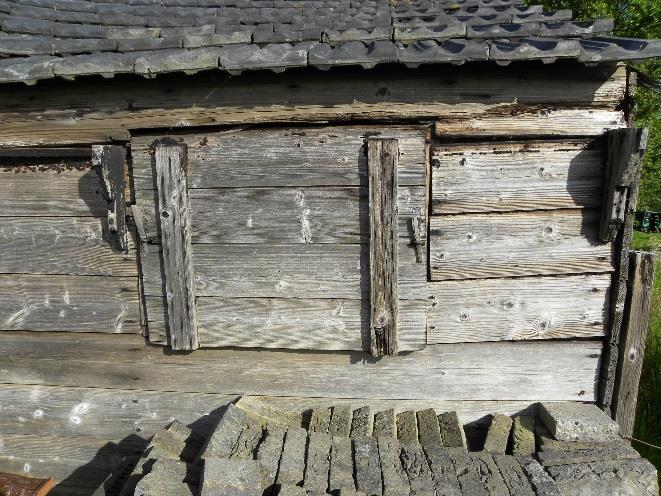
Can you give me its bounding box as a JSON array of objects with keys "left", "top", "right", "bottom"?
[
  {"left": 92, "top": 144, "right": 128, "bottom": 252},
  {"left": 599, "top": 128, "right": 649, "bottom": 414},
  {"left": 153, "top": 143, "right": 199, "bottom": 351},
  {"left": 368, "top": 138, "right": 399, "bottom": 357},
  {"left": 613, "top": 252, "right": 656, "bottom": 438}
]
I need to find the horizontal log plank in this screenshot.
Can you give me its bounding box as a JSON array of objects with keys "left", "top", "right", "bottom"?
[
  {"left": 141, "top": 243, "right": 426, "bottom": 299},
  {"left": 0, "top": 274, "right": 140, "bottom": 333},
  {"left": 429, "top": 210, "right": 613, "bottom": 280},
  {"left": 0, "top": 164, "right": 106, "bottom": 217},
  {"left": 131, "top": 127, "right": 427, "bottom": 190},
  {"left": 145, "top": 296, "right": 427, "bottom": 351},
  {"left": 0, "top": 217, "right": 137, "bottom": 276},
  {"left": 427, "top": 274, "right": 611, "bottom": 343},
  {"left": 136, "top": 186, "right": 426, "bottom": 244},
  {"left": 0, "top": 64, "right": 625, "bottom": 146},
  {"left": 0, "top": 331, "right": 602, "bottom": 401},
  {"left": 431, "top": 141, "right": 605, "bottom": 214}
]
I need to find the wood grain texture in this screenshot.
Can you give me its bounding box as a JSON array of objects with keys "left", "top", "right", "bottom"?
[
  {"left": 145, "top": 296, "right": 427, "bottom": 352},
  {"left": 154, "top": 143, "right": 199, "bottom": 351},
  {"left": 0, "top": 217, "right": 137, "bottom": 276},
  {"left": 429, "top": 210, "right": 613, "bottom": 281},
  {"left": 0, "top": 331, "right": 602, "bottom": 402},
  {"left": 431, "top": 140, "right": 605, "bottom": 214},
  {"left": 427, "top": 274, "right": 611, "bottom": 343},
  {"left": 0, "top": 274, "right": 140, "bottom": 333},
  {"left": 368, "top": 138, "right": 399, "bottom": 357},
  {"left": 92, "top": 145, "right": 128, "bottom": 252},
  {"left": 0, "top": 64, "right": 625, "bottom": 146},
  {"left": 141, "top": 243, "right": 426, "bottom": 300},
  {"left": 613, "top": 252, "right": 656, "bottom": 437},
  {"left": 0, "top": 164, "right": 106, "bottom": 217},
  {"left": 131, "top": 127, "right": 427, "bottom": 190},
  {"left": 599, "top": 128, "right": 649, "bottom": 242}
]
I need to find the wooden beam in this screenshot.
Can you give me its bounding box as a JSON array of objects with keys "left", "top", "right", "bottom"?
[
  {"left": 153, "top": 142, "right": 199, "bottom": 351},
  {"left": 599, "top": 128, "right": 649, "bottom": 242},
  {"left": 92, "top": 145, "right": 128, "bottom": 252},
  {"left": 613, "top": 252, "right": 656, "bottom": 438},
  {"left": 368, "top": 138, "right": 399, "bottom": 357}
]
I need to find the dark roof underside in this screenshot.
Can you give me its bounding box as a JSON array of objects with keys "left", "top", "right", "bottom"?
[{"left": 0, "top": 0, "right": 660, "bottom": 85}]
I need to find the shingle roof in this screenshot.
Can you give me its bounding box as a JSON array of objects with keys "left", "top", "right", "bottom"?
[{"left": 0, "top": 0, "right": 659, "bottom": 84}]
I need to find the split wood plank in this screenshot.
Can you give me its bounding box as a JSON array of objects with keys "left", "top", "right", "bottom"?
[
  {"left": 0, "top": 217, "right": 137, "bottom": 277},
  {"left": 368, "top": 138, "right": 399, "bottom": 357},
  {"left": 0, "top": 64, "right": 625, "bottom": 146},
  {"left": 599, "top": 128, "right": 649, "bottom": 242},
  {"left": 153, "top": 143, "right": 199, "bottom": 351},
  {"left": 131, "top": 127, "right": 427, "bottom": 190},
  {"left": 429, "top": 209, "right": 613, "bottom": 281},
  {"left": 613, "top": 252, "right": 656, "bottom": 437},
  {"left": 431, "top": 141, "right": 605, "bottom": 214},
  {"left": 92, "top": 145, "right": 128, "bottom": 252},
  {"left": 0, "top": 163, "right": 106, "bottom": 217},
  {"left": 426, "top": 274, "right": 611, "bottom": 343},
  {"left": 145, "top": 296, "right": 427, "bottom": 352},
  {"left": 0, "top": 331, "right": 602, "bottom": 401},
  {"left": 0, "top": 274, "right": 140, "bottom": 333}
]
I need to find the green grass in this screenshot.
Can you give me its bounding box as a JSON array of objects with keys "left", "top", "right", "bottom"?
[{"left": 631, "top": 231, "right": 661, "bottom": 473}]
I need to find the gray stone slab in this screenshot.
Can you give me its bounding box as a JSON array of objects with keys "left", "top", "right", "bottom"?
[
  {"left": 396, "top": 411, "right": 418, "bottom": 445},
  {"left": 422, "top": 444, "right": 461, "bottom": 496},
  {"left": 511, "top": 416, "right": 536, "bottom": 457},
  {"left": 535, "top": 423, "right": 626, "bottom": 452},
  {"left": 134, "top": 459, "right": 194, "bottom": 496},
  {"left": 329, "top": 404, "right": 352, "bottom": 437},
  {"left": 277, "top": 485, "right": 306, "bottom": 496},
  {"left": 330, "top": 436, "right": 355, "bottom": 493},
  {"left": 201, "top": 458, "right": 263, "bottom": 496},
  {"left": 199, "top": 404, "right": 249, "bottom": 460},
  {"left": 373, "top": 408, "right": 396, "bottom": 438},
  {"left": 546, "top": 458, "right": 659, "bottom": 496},
  {"left": 235, "top": 396, "right": 302, "bottom": 428},
  {"left": 537, "top": 444, "right": 641, "bottom": 467},
  {"left": 256, "top": 425, "right": 286, "bottom": 492},
  {"left": 304, "top": 431, "right": 332, "bottom": 493},
  {"left": 353, "top": 436, "right": 382, "bottom": 496},
  {"left": 483, "top": 414, "right": 513, "bottom": 455},
  {"left": 377, "top": 436, "right": 410, "bottom": 496},
  {"left": 230, "top": 421, "right": 264, "bottom": 459},
  {"left": 351, "top": 406, "right": 373, "bottom": 437},
  {"left": 309, "top": 407, "right": 332, "bottom": 433},
  {"left": 449, "top": 449, "right": 489, "bottom": 496},
  {"left": 277, "top": 427, "right": 308, "bottom": 486},
  {"left": 492, "top": 454, "right": 535, "bottom": 496},
  {"left": 149, "top": 419, "right": 199, "bottom": 462},
  {"left": 438, "top": 411, "right": 466, "bottom": 449},
  {"left": 416, "top": 409, "right": 442, "bottom": 449},
  {"left": 518, "top": 457, "right": 561, "bottom": 496},
  {"left": 400, "top": 442, "right": 434, "bottom": 495},
  {"left": 538, "top": 402, "right": 620, "bottom": 442}
]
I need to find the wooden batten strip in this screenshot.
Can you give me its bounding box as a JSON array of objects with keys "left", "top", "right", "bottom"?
[
  {"left": 92, "top": 145, "right": 128, "bottom": 253},
  {"left": 613, "top": 252, "right": 656, "bottom": 437},
  {"left": 368, "top": 138, "right": 399, "bottom": 357},
  {"left": 153, "top": 143, "right": 199, "bottom": 351}
]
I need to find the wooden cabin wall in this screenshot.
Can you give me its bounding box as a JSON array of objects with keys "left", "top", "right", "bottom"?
[{"left": 0, "top": 155, "right": 141, "bottom": 335}]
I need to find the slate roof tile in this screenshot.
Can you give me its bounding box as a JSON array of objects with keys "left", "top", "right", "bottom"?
[
  {"left": 309, "top": 40, "right": 397, "bottom": 69},
  {"left": 53, "top": 37, "right": 117, "bottom": 53},
  {"left": 397, "top": 38, "right": 489, "bottom": 66}
]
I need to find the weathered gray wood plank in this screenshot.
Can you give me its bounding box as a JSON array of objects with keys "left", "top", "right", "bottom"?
[
  {"left": 431, "top": 141, "right": 604, "bottom": 214},
  {"left": 427, "top": 274, "right": 611, "bottom": 343},
  {"left": 154, "top": 143, "right": 198, "bottom": 351},
  {"left": 92, "top": 145, "right": 128, "bottom": 252},
  {"left": 0, "top": 217, "right": 137, "bottom": 276},
  {"left": 613, "top": 252, "right": 656, "bottom": 437},
  {"left": 146, "top": 296, "right": 427, "bottom": 351},
  {"left": 0, "top": 275, "right": 140, "bottom": 333},
  {"left": 0, "top": 163, "right": 106, "bottom": 217},
  {"left": 368, "top": 138, "right": 399, "bottom": 357},
  {"left": 132, "top": 127, "right": 426, "bottom": 190},
  {"left": 429, "top": 210, "right": 613, "bottom": 281},
  {"left": 0, "top": 331, "right": 602, "bottom": 401}
]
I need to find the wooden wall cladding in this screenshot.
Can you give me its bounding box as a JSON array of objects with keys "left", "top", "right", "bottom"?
[
  {"left": 0, "top": 159, "right": 140, "bottom": 334},
  {"left": 131, "top": 126, "right": 429, "bottom": 352},
  {"left": 428, "top": 138, "right": 613, "bottom": 344}
]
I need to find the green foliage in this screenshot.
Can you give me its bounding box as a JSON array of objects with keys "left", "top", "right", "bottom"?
[{"left": 534, "top": 0, "right": 661, "bottom": 211}]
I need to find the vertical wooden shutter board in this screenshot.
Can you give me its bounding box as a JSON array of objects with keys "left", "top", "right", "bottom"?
[{"left": 152, "top": 142, "right": 199, "bottom": 351}]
